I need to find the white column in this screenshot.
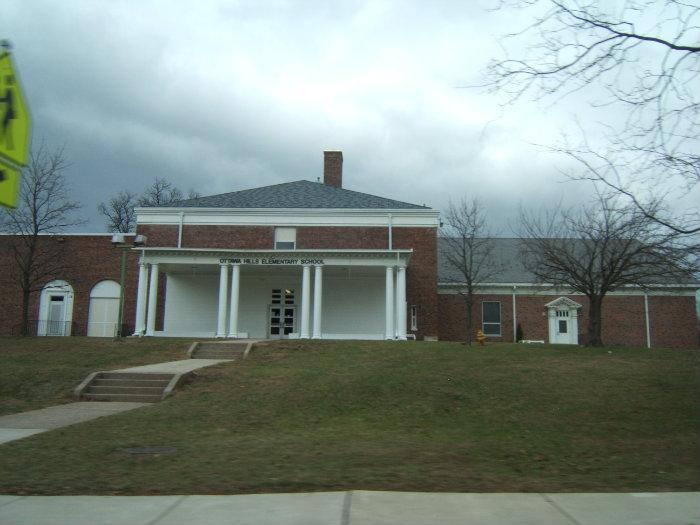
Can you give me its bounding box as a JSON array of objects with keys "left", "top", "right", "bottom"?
[
  {"left": 133, "top": 262, "right": 148, "bottom": 336},
  {"left": 216, "top": 263, "right": 229, "bottom": 338},
  {"left": 300, "top": 265, "right": 311, "bottom": 339},
  {"left": 397, "top": 266, "right": 407, "bottom": 340},
  {"left": 228, "top": 264, "right": 241, "bottom": 338},
  {"left": 312, "top": 265, "right": 323, "bottom": 339},
  {"left": 146, "top": 263, "right": 159, "bottom": 336},
  {"left": 385, "top": 266, "right": 394, "bottom": 340}
]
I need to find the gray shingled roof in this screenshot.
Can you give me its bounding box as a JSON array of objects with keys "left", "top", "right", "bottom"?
[
  {"left": 162, "top": 180, "right": 429, "bottom": 209},
  {"left": 438, "top": 238, "right": 699, "bottom": 285},
  {"left": 438, "top": 238, "right": 532, "bottom": 283}
]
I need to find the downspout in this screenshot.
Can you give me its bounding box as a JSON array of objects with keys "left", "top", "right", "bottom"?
[
  {"left": 644, "top": 293, "right": 651, "bottom": 349},
  {"left": 388, "top": 213, "right": 393, "bottom": 250},
  {"left": 512, "top": 285, "right": 517, "bottom": 342},
  {"left": 177, "top": 211, "right": 184, "bottom": 248}
]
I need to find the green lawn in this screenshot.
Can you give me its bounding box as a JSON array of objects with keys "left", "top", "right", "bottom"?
[
  {"left": 0, "top": 339, "right": 698, "bottom": 494},
  {"left": 0, "top": 337, "right": 189, "bottom": 415}
]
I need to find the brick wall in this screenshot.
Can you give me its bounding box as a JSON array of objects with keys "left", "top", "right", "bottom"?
[
  {"left": 183, "top": 225, "right": 274, "bottom": 249},
  {"left": 0, "top": 235, "right": 140, "bottom": 336},
  {"left": 438, "top": 292, "right": 698, "bottom": 349},
  {"left": 648, "top": 295, "right": 698, "bottom": 349},
  {"left": 296, "top": 226, "right": 388, "bottom": 250},
  {"left": 394, "top": 227, "right": 438, "bottom": 340},
  {"left": 136, "top": 224, "right": 178, "bottom": 247},
  {"left": 438, "top": 293, "right": 515, "bottom": 343}
]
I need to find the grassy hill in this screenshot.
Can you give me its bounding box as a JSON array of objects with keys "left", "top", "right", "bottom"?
[{"left": 0, "top": 339, "right": 698, "bottom": 494}]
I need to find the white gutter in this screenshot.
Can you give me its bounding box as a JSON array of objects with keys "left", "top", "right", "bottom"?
[
  {"left": 512, "top": 285, "right": 517, "bottom": 342},
  {"left": 177, "top": 212, "right": 184, "bottom": 248},
  {"left": 644, "top": 293, "right": 651, "bottom": 348},
  {"left": 388, "top": 213, "right": 393, "bottom": 250}
]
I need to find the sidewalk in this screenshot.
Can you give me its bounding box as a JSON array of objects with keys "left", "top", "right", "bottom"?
[
  {"left": 0, "top": 402, "right": 147, "bottom": 445},
  {"left": 0, "top": 358, "right": 232, "bottom": 445},
  {"left": 0, "top": 491, "right": 697, "bottom": 525}
]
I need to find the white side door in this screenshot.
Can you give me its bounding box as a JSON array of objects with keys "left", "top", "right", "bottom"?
[
  {"left": 46, "top": 296, "right": 66, "bottom": 335},
  {"left": 553, "top": 309, "right": 572, "bottom": 344}
]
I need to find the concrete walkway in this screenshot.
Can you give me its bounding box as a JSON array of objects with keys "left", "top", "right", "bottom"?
[
  {"left": 0, "top": 358, "right": 233, "bottom": 445},
  {"left": 0, "top": 491, "right": 697, "bottom": 525},
  {"left": 0, "top": 402, "right": 147, "bottom": 445},
  {"left": 115, "top": 358, "right": 233, "bottom": 374}
]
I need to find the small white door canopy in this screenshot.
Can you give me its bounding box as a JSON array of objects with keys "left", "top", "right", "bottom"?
[{"left": 544, "top": 297, "right": 583, "bottom": 310}]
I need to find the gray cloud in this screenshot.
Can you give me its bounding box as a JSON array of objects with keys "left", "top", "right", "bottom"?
[{"left": 2, "top": 0, "right": 668, "bottom": 234}]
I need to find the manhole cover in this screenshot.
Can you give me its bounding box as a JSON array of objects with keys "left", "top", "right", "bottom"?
[{"left": 120, "top": 447, "right": 178, "bottom": 455}]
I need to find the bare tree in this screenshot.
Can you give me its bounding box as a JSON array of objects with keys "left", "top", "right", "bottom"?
[
  {"left": 99, "top": 179, "right": 201, "bottom": 232},
  {"left": 97, "top": 190, "right": 137, "bottom": 233},
  {"left": 137, "top": 178, "right": 184, "bottom": 207},
  {"left": 0, "top": 146, "right": 83, "bottom": 335},
  {"left": 441, "top": 198, "right": 500, "bottom": 345},
  {"left": 99, "top": 178, "right": 202, "bottom": 231},
  {"left": 519, "top": 193, "right": 695, "bottom": 347},
  {"left": 484, "top": 0, "right": 700, "bottom": 236}
]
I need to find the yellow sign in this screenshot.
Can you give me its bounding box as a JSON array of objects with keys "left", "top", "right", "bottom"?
[
  {"left": 0, "top": 52, "right": 31, "bottom": 167},
  {"left": 0, "top": 158, "right": 20, "bottom": 207}
]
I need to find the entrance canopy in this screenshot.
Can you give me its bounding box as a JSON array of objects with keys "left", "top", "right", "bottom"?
[{"left": 133, "top": 248, "right": 413, "bottom": 340}]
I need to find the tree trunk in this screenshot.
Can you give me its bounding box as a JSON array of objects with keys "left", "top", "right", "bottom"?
[
  {"left": 587, "top": 295, "right": 604, "bottom": 347},
  {"left": 20, "top": 285, "right": 31, "bottom": 337},
  {"left": 465, "top": 296, "right": 473, "bottom": 346}
]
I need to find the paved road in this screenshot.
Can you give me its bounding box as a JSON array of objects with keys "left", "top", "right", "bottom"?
[{"left": 0, "top": 491, "right": 697, "bottom": 525}]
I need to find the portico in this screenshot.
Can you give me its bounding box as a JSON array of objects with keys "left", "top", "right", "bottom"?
[{"left": 133, "top": 248, "right": 411, "bottom": 340}]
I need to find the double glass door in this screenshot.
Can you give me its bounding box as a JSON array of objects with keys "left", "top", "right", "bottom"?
[{"left": 269, "top": 288, "right": 296, "bottom": 338}]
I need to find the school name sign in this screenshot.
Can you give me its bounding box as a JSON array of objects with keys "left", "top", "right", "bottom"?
[{"left": 219, "top": 257, "right": 325, "bottom": 266}]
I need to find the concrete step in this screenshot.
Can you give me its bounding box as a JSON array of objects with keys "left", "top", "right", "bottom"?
[
  {"left": 197, "top": 343, "right": 248, "bottom": 352},
  {"left": 82, "top": 393, "right": 162, "bottom": 403},
  {"left": 193, "top": 353, "right": 239, "bottom": 359},
  {"left": 87, "top": 385, "right": 165, "bottom": 395},
  {"left": 93, "top": 378, "right": 170, "bottom": 388},
  {"left": 100, "top": 372, "right": 173, "bottom": 381}
]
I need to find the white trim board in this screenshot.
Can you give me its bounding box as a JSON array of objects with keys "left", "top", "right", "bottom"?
[
  {"left": 438, "top": 283, "right": 699, "bottom": 297},
  {"left": 135, "top": 208, "right": 440, "bottom": 228}
]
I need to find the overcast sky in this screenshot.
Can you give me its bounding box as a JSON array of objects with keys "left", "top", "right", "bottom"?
[{"left": 2, "top": 0, "right": 696, "bottom": 233}]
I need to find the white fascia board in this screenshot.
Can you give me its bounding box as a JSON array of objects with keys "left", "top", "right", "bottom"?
[
  {"left": 438, "top": 282, "right": 699, "bottom": 296},
  {"left": 134, "top": 207, "right": 440, "bottom": 227}
]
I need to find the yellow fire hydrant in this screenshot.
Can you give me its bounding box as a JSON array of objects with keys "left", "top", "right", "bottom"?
[{"left": 476, "top": 329, "right": 486, "bottom": 346}]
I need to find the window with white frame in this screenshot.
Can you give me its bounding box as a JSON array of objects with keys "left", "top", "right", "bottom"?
[
  {"left": 274, "top": 227, "right": 296, "bottom": 250},
  {"left": 410, "top": 305, "right": 418, "bottom": 331},
  {"left": 482, "top": 301, "right": 501, "bottom": 336}
]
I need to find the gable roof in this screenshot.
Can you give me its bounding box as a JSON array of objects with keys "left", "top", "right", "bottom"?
[
  {"left": 545, "top": 297, "right": 583, "bottom": 309},
  {"left": 160, "top": 180, "right": 429, "bottom": 210}
]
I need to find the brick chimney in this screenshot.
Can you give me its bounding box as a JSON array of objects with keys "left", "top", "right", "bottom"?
[{"left": 323, "top": 151, "right": 343, "bottom": 188}]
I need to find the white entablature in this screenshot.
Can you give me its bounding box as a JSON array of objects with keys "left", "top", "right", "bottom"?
[{"left": 137, "top": 247, "right": 412, "bottom": 268}]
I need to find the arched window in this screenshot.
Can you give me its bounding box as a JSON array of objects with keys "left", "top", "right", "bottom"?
[
  {"left": 87, "top": 280, "right": 121, "bottom": 337},
  {"left": 38, "top": 280, "right": 74, "bottom": 336}
]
